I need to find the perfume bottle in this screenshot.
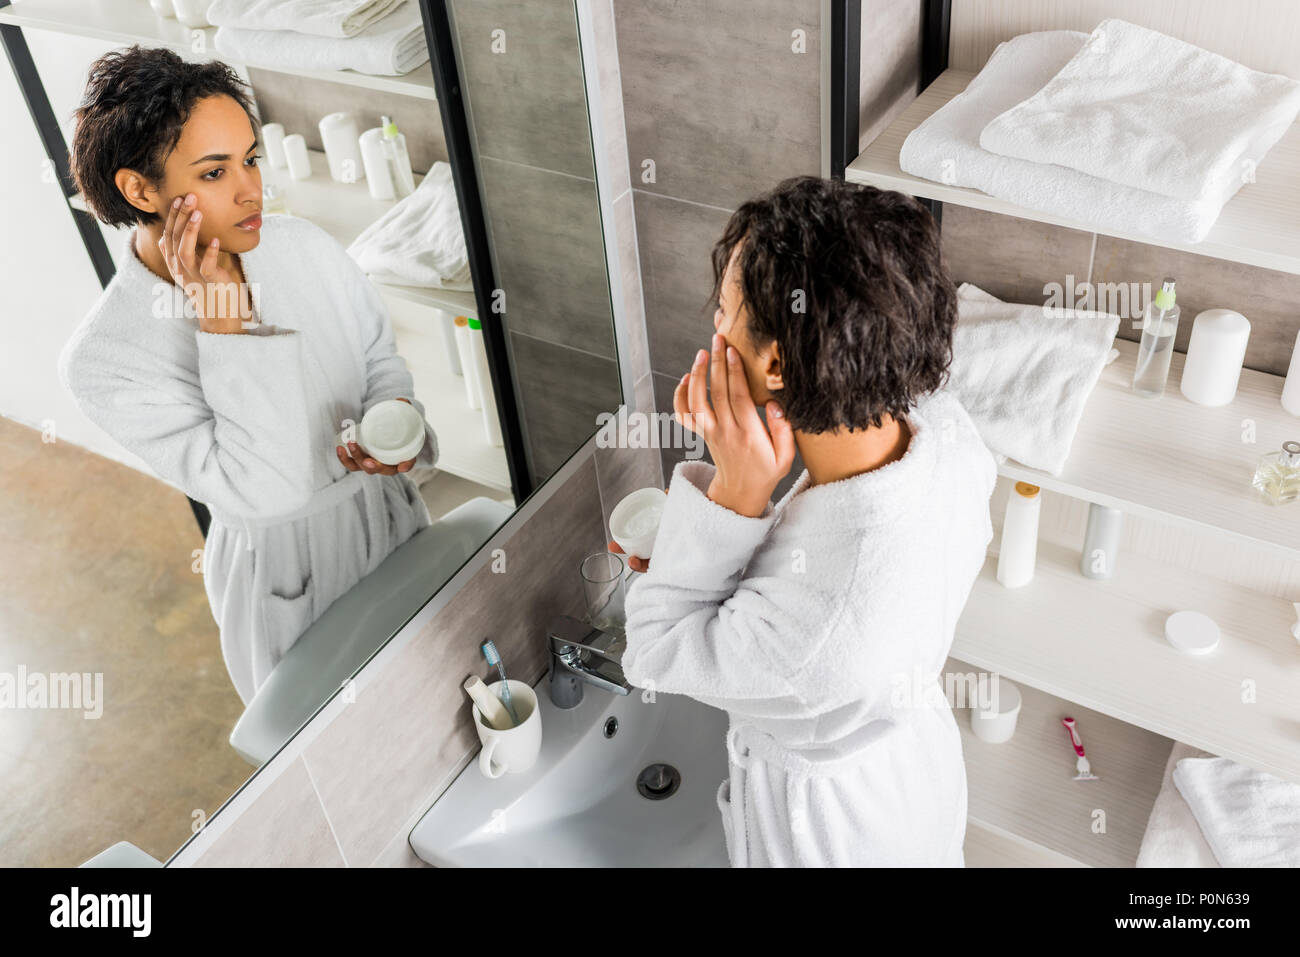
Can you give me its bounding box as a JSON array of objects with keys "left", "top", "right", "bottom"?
[
  {"left": 262, "top": 183, "right": 289, "bottom": 216},
  {"left": 1132, "top": 277, "right": 1180, "bottom": 397},
  {"left": 1252, "top": 440, "right": 1300, "bottom": 505}
]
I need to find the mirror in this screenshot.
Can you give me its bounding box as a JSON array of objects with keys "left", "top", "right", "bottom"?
[{"left": 2, "top": 0, "right": 621, "bottom": 866}]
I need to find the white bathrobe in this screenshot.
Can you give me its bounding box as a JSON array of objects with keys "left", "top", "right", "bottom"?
[
  {"left": 57, "top": 213, "right": 439, "bottom": 704},
  {"left": 623, "top": 388, "right": 996, "bottom": 866}
]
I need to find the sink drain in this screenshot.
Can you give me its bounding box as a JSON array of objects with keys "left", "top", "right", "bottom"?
[{"left": 636, "top": 763, "right": 681, "bottom": 800}]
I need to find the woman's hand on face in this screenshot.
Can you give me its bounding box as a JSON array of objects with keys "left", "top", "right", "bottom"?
[
  {"left": 336, "top": 398, "right": 420, "bottom": 475},
  {"left": 674, "top": 333, "right": 795, "bottom": 518},
  {"left": 159, "top": 192, "right": 249, "bottom": 334}
]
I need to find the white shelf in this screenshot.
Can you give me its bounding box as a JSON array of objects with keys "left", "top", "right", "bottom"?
[
  {"left": 946, "top": 656, "right": 1172, "bottom": 867},
  {"left": 847, "top": 69, "right": 1300, "bottom": 277},
  {"left": 0, "top": 0, "right": 435, "bottom": 100},
  {"left": 954, "top": 540, "right": 1300, "bottom": 786},
  {"left": 996, "top": 337, "right": 1300, "bottom": 561}
]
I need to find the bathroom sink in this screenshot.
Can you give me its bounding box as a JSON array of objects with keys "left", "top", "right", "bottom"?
[{"left": 408, "top": 677, "right": 730, "bottom": 867}]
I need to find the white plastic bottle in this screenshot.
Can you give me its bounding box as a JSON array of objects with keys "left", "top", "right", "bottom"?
[
  {"left": 1281, "top": 329, "right": 1300, "bottom": 416},
  {"left": 381, "top": 115, "right": 415, "bottom": 199},
  {"left": 997, "top": 482, "right": 1041, "bottom": 589}
]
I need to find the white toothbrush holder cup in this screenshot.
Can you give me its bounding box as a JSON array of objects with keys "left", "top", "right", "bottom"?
[
  {"left": 472, "top": 679, "right": 542, "bottom": 778},
  {"left": 970, "top": 676, "right": 1022, "bottom": 744}
]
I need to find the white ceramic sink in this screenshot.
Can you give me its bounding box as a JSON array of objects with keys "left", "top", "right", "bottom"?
[{"left": 408, "top": 675, "right": 730, "bottom": 867}]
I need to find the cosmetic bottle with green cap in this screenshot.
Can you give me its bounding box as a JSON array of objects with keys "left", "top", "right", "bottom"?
[
  {"left": 466, "top": 317, "right": 504, "bottom": 446},
  {"left": 381, "top": 115, "right": 415, "bottom": 199},
  {"left": 1133, "top": 277, "right": 1180, "bottom": 397}
]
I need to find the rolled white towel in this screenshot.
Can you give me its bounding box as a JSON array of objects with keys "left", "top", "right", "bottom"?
[
  {"left": 207, "top": 0, "right": 407, "bottom": 38},
  {"left": 1172, "top": 756, "right": 1300, "bottom": 867},
  {"left": 346, "top": 161, "right": 472, "bottom": 290},
  {"left": 899, "top": 30, "right": 1241, "bottom": 243},
  {"left": 979, "top": 18, "right": 1300, "bottom": 203},
  {"left": 213, "top": 0, "right": 427, "bottom": 76}
]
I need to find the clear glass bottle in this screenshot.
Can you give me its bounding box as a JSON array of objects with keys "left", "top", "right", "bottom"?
[
  {"left": 1252, "top": 440, "right": 1300, "bottom": 505},
  {"left": 1132, "top": 277, "right": 1180, "bottom": 397}
]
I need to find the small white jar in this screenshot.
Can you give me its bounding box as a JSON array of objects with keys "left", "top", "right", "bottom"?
[
  {"left": 971, "top": 676, "right": 1022, "bottom": 744},
  {"left": 355, "top": 400, "right": 425, "bottom": 466},
  {"left": 609, "top": 487, "right": 667, "bottom": 560}
]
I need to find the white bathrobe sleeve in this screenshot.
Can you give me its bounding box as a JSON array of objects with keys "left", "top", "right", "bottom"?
[
  {"left": 58, "top": 324, "right": 317, "bottom": 518},
  {"left": 622, "top": 460, "right": 817, "bottom": 719},
  {"left": 339, "top": 244, "right": 440, "bottom": 469}
]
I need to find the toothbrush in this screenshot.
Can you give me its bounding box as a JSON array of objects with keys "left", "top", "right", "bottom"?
[
  {"left": 463, "top": 676, "right": 513, "bottom": 730},
  {"left": 1061, "top": 717, "right": 1100, "bottom": 781},
  {"left": 481, "top": 640, "right": 520, "bottom": 726}
]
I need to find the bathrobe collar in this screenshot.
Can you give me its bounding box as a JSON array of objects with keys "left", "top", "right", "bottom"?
[{"left": 772, "top": 394, "right": 940, "bottom": 530}]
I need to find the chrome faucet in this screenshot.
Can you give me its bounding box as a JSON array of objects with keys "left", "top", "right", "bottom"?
[{"left": 547, "top": 615, "right": 631, "bottom": 708}]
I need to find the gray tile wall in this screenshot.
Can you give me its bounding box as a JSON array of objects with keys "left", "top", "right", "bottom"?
[
  {"left": 613, "top": 0, "right": 823, "bottom": 488},
  {"left": 187, "top": 438, "right": 661, "bottom": 866},
  {"left": 450, "top": 0, "right": 625, "bottom": 490}
]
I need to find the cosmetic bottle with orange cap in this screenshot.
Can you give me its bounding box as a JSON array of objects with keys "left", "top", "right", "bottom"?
[{"left": 997, "top": 481, "right": 1041, "bottom": 588}]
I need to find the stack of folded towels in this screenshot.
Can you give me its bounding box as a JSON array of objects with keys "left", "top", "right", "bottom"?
[
  {"left": 1137, "top": 744, "right": 1300, "bottom": 867},
  {"left": 900, "top": 19, "right": 1300, "bottom": 244},
  {"left": 209, "top": 0, "right": 429, "bottom": 76}
]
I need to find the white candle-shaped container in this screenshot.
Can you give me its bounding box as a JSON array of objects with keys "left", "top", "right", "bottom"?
[
  {"left": 467, "top": 317, "right": 503, "bottom": 446},
  {"left": 1179, "top": 308, "right": 1251, "bottom": 407},
  {"left": 149, "top": 0, "right": 175, "bottom": 17},
  {"left": 282, "top": 133, "right": 311, "bottom": 180},
  {"left": 1080, "top": 502, "right": 1123, "bottom": 580},
  {"left": 172, "top": 0, "right": 212, "bottom": 28},
  {"left": 1281, "top": 329, "right": 1300, "bottom": 416},
  {"left": 970, "top": 676, "right": 1022, "bottom": 744},
  {"left": 260, "top": 123, "right": 287, "bottom": 169},
  {"left": 318, "top": 112, "right": 365, "bottom": 185},
  {"left": 997, "top": 481, "right": 1041, "bottom": 589},
  {"left": 359, "top": 127, "right": 396, "bottom": 200},
  {"left": 453, "top": 316, "right": 481, "bottom": 410}
]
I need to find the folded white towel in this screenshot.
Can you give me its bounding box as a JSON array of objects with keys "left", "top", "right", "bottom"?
[
  {"left": 213, "top": 0, "right": 428, "bottom": 76},
  {"left": 1136, "top": 742, "right": 1219, "bottom": 868},
  {"left": 1172, "top": 756, "right": 1300, "bottom": 867},
  {"left": 947, "top": 283, "right": 1119, "bottom": 476},
  {"left": 899, "top": 30, "right": 1236, "bottom": 243},
  {"left": 346, "top": 161, "right": 471, "bottom": 290},
  {"left": 208, "top": 0, "right": 407, "bottom": 38},
  {"left": 980, "top": 19, "right": 1300, "bottom": 204}
]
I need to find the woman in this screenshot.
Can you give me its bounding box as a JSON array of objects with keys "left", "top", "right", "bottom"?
[
  {"left": 615, "top": 176, "right": 997, "bottom": 866},
  {"left": 57, "top": 46, "right": 438, "bottom": 704}
]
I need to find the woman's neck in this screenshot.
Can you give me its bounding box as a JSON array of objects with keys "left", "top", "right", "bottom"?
[{"left": 794, "top": 413, "right": 912, "bottom": 488}]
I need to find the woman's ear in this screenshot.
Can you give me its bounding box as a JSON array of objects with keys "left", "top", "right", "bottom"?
[
  {"left": 763, "top": 340, "right": 784, "bottom": 392},
  {"left": 114, "top": 168, "right": 162, "bottom": 217}
]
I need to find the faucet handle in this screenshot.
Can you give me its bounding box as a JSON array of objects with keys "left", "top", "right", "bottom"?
[{"left": 546, "top": 615, "right": 620, "bottom": 661}]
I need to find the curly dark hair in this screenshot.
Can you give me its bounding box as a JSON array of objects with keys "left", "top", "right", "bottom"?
[
  {"left": 70, "top": 45, "right": 258, "bottom": 228},
  {"left": 710, "top": 176, "right": 956, "bottom": 434}
]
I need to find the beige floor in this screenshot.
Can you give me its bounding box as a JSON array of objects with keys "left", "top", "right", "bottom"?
[{"left": 0, "top": 416, "right": 505, "bottom": 867}]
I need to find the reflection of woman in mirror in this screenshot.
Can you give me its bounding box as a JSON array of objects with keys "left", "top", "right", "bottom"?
[
  {"left": 57, "top": 46, "right": 439, "bottom": 704},
  {"left": 618, "top": 177, "right": 997, "bottom": 866}
]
